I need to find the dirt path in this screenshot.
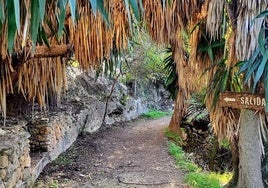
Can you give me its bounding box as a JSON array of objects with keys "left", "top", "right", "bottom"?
[{"left": 35, "top": 116, "right": 186, "bottom": 188}]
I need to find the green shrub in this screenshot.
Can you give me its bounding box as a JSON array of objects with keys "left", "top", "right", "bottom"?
[
  {"left": 219, "top": 138, "right": 230, "bottom": 149},
  {"left": 167, "top": 142, "right": 232, "bottom": 187},
  {"left": 52, "top": 155, "right": 72, "bottom": 166},
  {"left": 165, "top": 128, "right": 183, "bottom": 146},
  {"left": 185, "top": 172, "right": 220, "bottom": 188},
  {"left": 142, "top": 110, "right": 171, "bottom": 119}
]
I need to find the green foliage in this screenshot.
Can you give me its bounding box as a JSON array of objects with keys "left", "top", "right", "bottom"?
[
  {"left": 48, "top": 180, "right": 59, "bottom": 188},
  {"left": 142, "top": 110, "right": 171, "bottom": 119},
  {"left": 124, "top": 0, "right": 141, "bottom": 34},
  {"left": 186, "top": 93, "right": 208, "bottom": 122},
  {"left": 90, "top": 0, "right": 109, "bottom": 25},
  {"left": 168, "top": 142, "right": 232, "bottom": 188},
  {"left": 57, "top": 0, "right": 67, "bottom": 39},
  {"left": 163, "top": 47, "right": 178, "bottom": 99},
  {"left": 30, "top": 1, "right": 45, "bottom": 52},
  {"left": 185, "top": 172, "right": 221, "bottom": 188},
  {"left": 69, "top": 0, "right": 76, "bottom": 23},
  {"left": 238, "top": 11, "right": 268, "bottom": 111},
  {"left": 206, "top": 58, "right": 242, "bottom": 109},
  {"left": 197, "top": 26, "right": 242, "bottom": 109},
  {"left": 52, "top": 155, "right": 72, "bottom": 166},
  {"left": 120, "top": 95, "right": 129, "bottom": 106},
  {"left": 197, "top": 33, "right": 225, "bottom": 62},
  {"left": 168, "top": 142, "right": 200, "bottom": 172},
  {"left": 206, "top": 59, "right": 229, "bottom": 106},
  {"left": 164, "top": 128, "right": 183, "bottom": 145},
  {"left": 123, "top": 28, "right": 169, "bottom": 85},
  {"left": 7, "top": 0, "right": 19, "bottom": 53},
  {"left": 219, "top": 139, "right": 230, "bottom": 149},
  {"left": 95, "top": 48, "right": 127, "bottom": 80},
  {"left": 34, "top": 179, "right": 59, "bottom": 188},
  {"left": 145, "top": 49, "right": 167, "bottom": 82}
]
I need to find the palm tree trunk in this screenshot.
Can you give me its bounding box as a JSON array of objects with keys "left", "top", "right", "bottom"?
[
  {"left": 262, "top": 136, "right": 268, "bottom": 187},
  {"left": 237, "top": 109, "right": 264, "bottom": 188},
  {"left": 168, "top": 89, "right": 183, "bottom": 136},
  {"left": 225, "top": 136, "right": 239, "bottom": 188}
]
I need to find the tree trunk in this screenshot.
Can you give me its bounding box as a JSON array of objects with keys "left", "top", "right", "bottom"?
[
  {"left": 225, "top": 136, "right": 239, "bottom": 188},
  {"left": 262, "top": 136, "right": 268, "bottom": 187},
  {"left": 168, "top": 89, "right": 185, "bottom": 136},
  {"left": 208, "top": 137, "right": 219, "bottom": 171},
  {"left": 237, "top": 109, "right": 264, "bottom": 188},
  {"left": 168, "top": 110, "right": 182, "bottom": 136}
]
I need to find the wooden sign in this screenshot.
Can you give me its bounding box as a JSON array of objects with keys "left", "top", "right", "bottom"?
[{"left": 219, "top": 92, "right": 266, "bottom": 111}]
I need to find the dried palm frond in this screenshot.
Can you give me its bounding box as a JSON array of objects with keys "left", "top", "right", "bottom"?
[
  {"left": 70, "top": 0, "right": 130, "bottom": 70},
  {"left": 225, "top": 31, "right": 237, "bottom": 68},
  {"left": 206, "top": 0, "right": 225, "bottom": 40},
  {"left": 143, "top": 0, "right": 166, "bottom": 44},
  {"left": 109, "top": 0, "right": 129, "bottom": 51},
  {"left": 206, "top": 92, "right": 240, "bottom": 142},
  {"left": 17, "top": 57, "right": 67, "bottom": 111},
  {"left": 145, "top": 0, "right": 209, "bottom": 132},
  {"left": 236, "top": 0, "right": 267, "bottom": 60},
  {"left": 0, "top": 60, "right": 13, "bottom": 124},
  {"left": 0, "top": 0, "right": 138, "bottom": 120}
]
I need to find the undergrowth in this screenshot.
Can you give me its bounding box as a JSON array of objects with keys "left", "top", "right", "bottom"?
[
  {"left": 164, "top": 128, "right": 183, "bottom": 145},
  {"left": 167, "top": 133, "right": 232, "bottom": 188},
  {"left": 142, "top": 110, "right": 171, "bottom": 119},
  {"left": 52, "top": 154, "right": 72, "bottom": 166}
]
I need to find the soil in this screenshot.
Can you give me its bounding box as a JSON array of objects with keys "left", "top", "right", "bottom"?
[{"left": 35, "top": 116, "right": 188, "bottom": 188}]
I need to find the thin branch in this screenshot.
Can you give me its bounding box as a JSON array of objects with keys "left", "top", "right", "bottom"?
[{"left": 101, "top": 73, "right": 122, "bottom": 125}]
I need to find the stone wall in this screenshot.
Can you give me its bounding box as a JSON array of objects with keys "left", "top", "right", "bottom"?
[
  {"left": 0, "top": 104, "right": 104, "bottom": 188},
  {"left": 29, "top": 112, "right": 80, "bottom": 187},
  {"left": 0, "top": 124, "right": 31, "bottom": 188}
]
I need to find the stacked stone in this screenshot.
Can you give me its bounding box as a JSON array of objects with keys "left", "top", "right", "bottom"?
[
  {"left": 0, "top": 126, "right": 31, "bottom": 188},
  {"left": 28, "top": 118, "right": 62, "bottom": 152}
]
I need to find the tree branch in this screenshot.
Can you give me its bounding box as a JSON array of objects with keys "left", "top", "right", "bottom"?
[
  {"left": 31, "top": 44, "right": 74, "bottom": 58},
  {"left": 13, "top": 44, "right": 74, "bottom": 63},
  {"left": 101, "top": 73, "right": 122, "bottom": 125}
]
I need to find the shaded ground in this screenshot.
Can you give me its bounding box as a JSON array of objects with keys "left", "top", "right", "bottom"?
[{"left": 35, "top": 116, "right": 187, "bottom": 188}]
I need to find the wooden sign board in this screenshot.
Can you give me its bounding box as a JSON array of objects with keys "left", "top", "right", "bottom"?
[{"left": 219, "top": 92, "right": 266, "bottom": 111}]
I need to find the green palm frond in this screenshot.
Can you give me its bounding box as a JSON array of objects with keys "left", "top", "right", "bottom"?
[
  {"left": 238, "top": 12, "right": 268, "bottom": 111},
  {"left": 197, "top": 32, "right": 225, "bottom": 63},
  {"left": 163, "top": 47, "right": 178, "bottom": 100},
  {"left": 206, "top": 58, "right": 242, "bottom": 109}
]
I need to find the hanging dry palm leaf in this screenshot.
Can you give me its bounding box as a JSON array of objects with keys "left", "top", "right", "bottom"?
[
  {"left": 143, "top": 0, "right": 166, "bottom": 44},
  {"left": 17, "top": 56, "right": 67, "bottom": 111},
  {"left": 236, "top": 0, "right": 267, "bottom": 60},
  {"left": 206, "top": 0, "right": 225, "bottom": 40},
  {"left": 0, "top": 61, "right": 13, "bottom": 122}
]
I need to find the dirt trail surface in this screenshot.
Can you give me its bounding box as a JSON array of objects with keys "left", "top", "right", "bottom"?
[{"left": 35, "top": 116, "right": 186, "bottom": 188}]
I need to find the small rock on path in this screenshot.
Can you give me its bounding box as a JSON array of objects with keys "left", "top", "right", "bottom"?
[{"left": 36, "top": 116, "right": 187, "bottom": 188}]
